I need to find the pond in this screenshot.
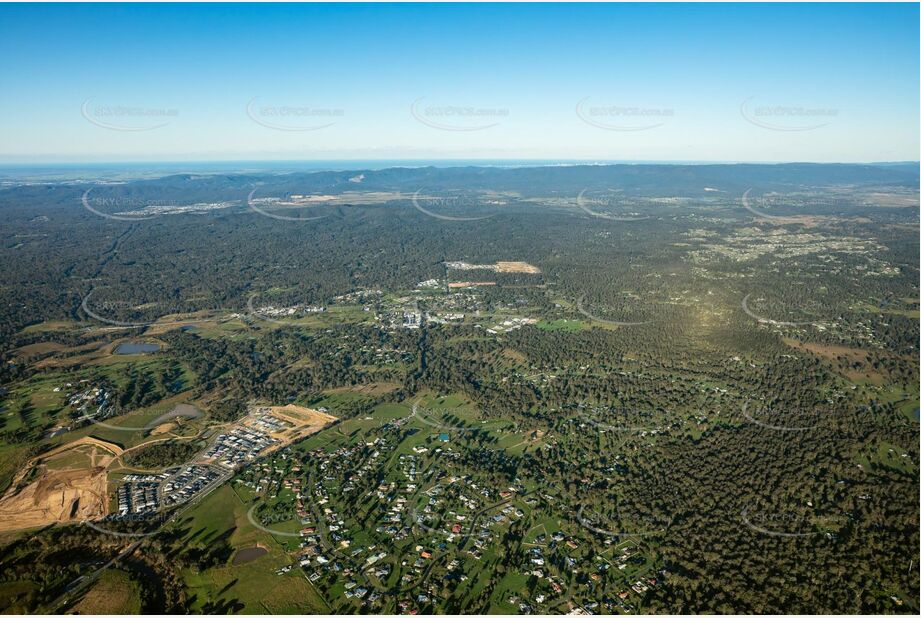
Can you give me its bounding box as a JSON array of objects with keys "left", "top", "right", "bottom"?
[
  {"left": 233, "top": 546, "right": 268, "bottom": 565},
  {"left": 114, "top": 342, "right": 161, "bottom": 355}
]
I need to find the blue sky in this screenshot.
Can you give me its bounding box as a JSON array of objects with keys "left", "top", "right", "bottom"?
[{"left": 0, "top": 2, "right": 917, "bottom": 163}]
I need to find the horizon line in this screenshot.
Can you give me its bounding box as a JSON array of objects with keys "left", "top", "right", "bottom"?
[{"left": 1, "top": 158, "right": 918, "bottom": 168}]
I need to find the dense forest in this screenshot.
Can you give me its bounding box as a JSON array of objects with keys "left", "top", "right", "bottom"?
[{"left": 0, "top": 164, "right": 917, "bottom": 613}]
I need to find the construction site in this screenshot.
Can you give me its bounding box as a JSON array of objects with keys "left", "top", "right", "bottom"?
[{"left": 0, "top": 437, "right": 123, "bottom": 532}]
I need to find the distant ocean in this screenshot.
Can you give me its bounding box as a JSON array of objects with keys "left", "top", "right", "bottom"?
[
  {"left": 0, "top": 159, "right": 913, "bottom": 183},
  {"left": 0, "top": 159, "right": 731, "bottom": 183}
]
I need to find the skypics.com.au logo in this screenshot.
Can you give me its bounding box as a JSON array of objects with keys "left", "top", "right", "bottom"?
[
  {"left": 411, "top": 97, "right": 509, "bottom": 132},
  {"left": 246, "top": 97, "right": 344, "bottom": 131},
  {"left": 81, "top": 98, "right": 178, "bottom": 132},
  {"left": 576, "top": 97, "right": 673, "bottom": 132},
  {"left": 740, "top": 97, "right": 838, "bottom": 132}
]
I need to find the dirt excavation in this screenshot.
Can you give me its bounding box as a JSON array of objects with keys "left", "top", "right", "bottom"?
[{"left": 0, "top": 437, "right": 122, "bottom": 532}]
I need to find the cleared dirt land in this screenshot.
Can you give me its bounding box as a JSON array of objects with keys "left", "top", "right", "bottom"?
[
  {"left": 253, "top": 404, "right": 337, "bottom": 449},
  {"left": 448, "top": 281, "right": 497, "bottom": 288},
  {"left": 496, "top": 261, "right": 541, "bottom": 273},
  {"left": 0, "top": 437, "right": 123, "bottom": 532}
]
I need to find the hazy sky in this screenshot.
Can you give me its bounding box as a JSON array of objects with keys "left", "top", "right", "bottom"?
[{"left": 1, "top": 2, "right": 918, "bottom": 163}]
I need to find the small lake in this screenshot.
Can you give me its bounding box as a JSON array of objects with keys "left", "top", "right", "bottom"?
[
  {"left": 114, "top": 342, "right": 161, "bottom": 355},
  {"left": 233, "top": 546, "right": 268, "bottom": 565}
]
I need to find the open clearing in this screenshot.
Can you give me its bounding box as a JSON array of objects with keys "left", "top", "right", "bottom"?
[
  {"left": 325, "top": 382, "right": 399, "bottom": 396},
  {"left": 783, "top": 338, "right": 910, "bottom": 385},
  {"left": 496, "top": 261, "right": 541, "bottom": 273}
]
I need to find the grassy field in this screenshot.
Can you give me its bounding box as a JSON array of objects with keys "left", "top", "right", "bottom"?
[
  {"left": 0, "top": 444, "right": 31, "bottom": 494},
  {"left": 873, "top": 384, "right": 920, "bottom": 423},
  {"left": 0, "top": 371, "right": 71, "bottom": 435},
  {"left": 175, "top": 484, "right": 328, "bottom": 613},
  {"left": 20, "top": 320, "right": 77, "bottom": 334},
  {"left": 855, "top": 441, "right": 916, "bottom": 476},
  {"left": 488, "top": 571, "right": 532, "bottom": 613},
  {"left": 0, "top": 580, "right": 40, "bottom": 613},
  {"left": 70, "top": 569, "right": 141, "bottom": 614},
  {"left": 852, "top": 299, "right": 921, "bottom": 319}
]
